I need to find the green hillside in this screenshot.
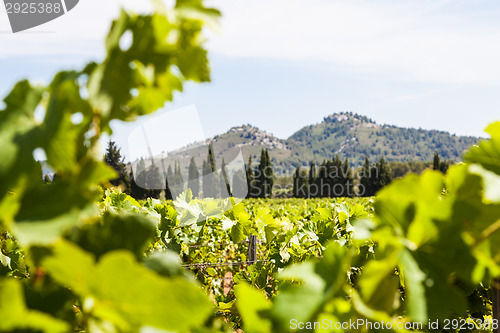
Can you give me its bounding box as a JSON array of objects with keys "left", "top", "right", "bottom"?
[
  {"left": 286, "top": 112, "right": 478, "bottom": 167},
  {"left": 136, "top": 112, "right": 478, "bottom": 175}
]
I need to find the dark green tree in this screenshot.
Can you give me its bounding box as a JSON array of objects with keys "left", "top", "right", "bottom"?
[
  {"left": 220, "top": 158, "right": 231, "bottom": 197},
  {"left": 169, "top": 160, "right": 184, "bottom": 196},
  {"left": 360, "top": 156, "right": 373, "bottom": 197},
  {"left": 164, "top": 164, "right": 174, "bottom": 200},
  {"left": 370, "top": 157, "right": 392, "bottom": 195},
  {"left": 331, "top": 155, "right": 343, "bottom": 197},
  {"left": 104, "top": 141, "right": 127, "bottom": 188},
  {"left": 174, "top": 161, "right": 183, "bottom": 184},
  {"left": 308, "top": 161, "right": 317, "bottom": 198},
  {"left": 202, "top": 160, "right": 209, "bottom": 197},
  {"left": 256, "top": 149, "right": 274, "bottom": 198},
  {"left": 317, "top": 159, "right": 329, "bottom": 197},
  {"left": 341, "top": 158, "right": 353, "bottom": 197},
  {"left": 433, "top": 151, "right": 450, "bottom": 174},
  {"left": 293, "top": 166, "right": 308, "bottom": 198},
  {"left": 202, "top": 143, "right": 219, "bottom": 198},
  {"left": 144, "top": 161, "right": 162, "bottom": 199},
  {"left": 129, "top": 158, "right": 161, "bottom": 200},
  {"left": 232, "top": 169, "right": 247, "bottom": 198},
  {"left": 433, "top": 151, "right": 440, "bottom": 171},
  {"left": 316, "top": 155, "right": 346, "bottom": 198},
  {"left": 246, "top": 156, "right": 258, "bottom": 198},
  {"left": 188, "top": 157, "right": 200, "bottom": 197},
  {"left": 131, "top": 158, "right": 148, "bottom": 199},
  {"left": 129, "top": 169, "right": 147, "bottom": 200}
]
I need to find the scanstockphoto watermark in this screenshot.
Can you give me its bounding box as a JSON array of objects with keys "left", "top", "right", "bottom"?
[
  {"left": 290, "top": 319, "right": 423, "bottom": 331},
  {"left": 290, "top": 318, "right": 498, "bottom": 331},
  {"left": 2, "top": 0, "right": 79, "bottom": 33},
  {"left": 253, "top": 164, "right": 381, "bottom": 197},
  {"left": 273, "top": 164, "right": 379, "bottom": 180}
]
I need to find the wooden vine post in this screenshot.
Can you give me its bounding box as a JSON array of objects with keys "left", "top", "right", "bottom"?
[{"left": 248, "top": 235, "right": 258, "bottom": 264}]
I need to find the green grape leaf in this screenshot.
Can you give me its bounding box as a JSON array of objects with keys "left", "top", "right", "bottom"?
[
  {"left": 143, "top": 251, "right": 187, "bottom": 278},
  {"left": 12, "top": 198, "right": 97, "bottom": 246},
  {"left": 375, "top": 171, "right": 449, "bottom": 247},
  {"left": 0, "top": 278, "right": 69, "bottom": 332},
  {"left": 358, "top": 253, "right": 400, "bottom": 313},
  {"left": 271, "top": 242, "right": 349, "bottom": 331},
  {"left": 222, "top": 217, "right": 236, "bottom": 230},
  {"left": 68, "top": 211, "right": 157, "bottom": 260},
  {"left": 230, "top": 222, "right": 247, "bottom": 243},
  {"left": 398, "top": 249, "right": 427, "bottom": 322},
  {"left": 43, "top": 241, "right": 213, "bottom": 331},
  {"left": 469, "top": 164, "right": 500, "bottom": 203},
  {"left": 87, "top": 7, "right": 219, "bottom": 131},
  {"left": 235, "top": 283, "right": 272, "bottom": 333},
  {"left": 465, "top": 122, "right": 500, "bottom": 175},
  {"left": 312, "top": 207, "right": 332, "bottom": 222}
]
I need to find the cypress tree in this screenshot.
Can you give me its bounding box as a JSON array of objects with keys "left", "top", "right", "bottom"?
[
  {"left": 208, "top": 143, "right": 216, "bottom": 172},
  {"left": 129, "top": 169, "right": 146, "bottom": 200},
  {"left": 202, "top": 160, "right": 210, "bottom": 197},
  {"left": 368, "top": 157, "right": 392, "bottom": 195},
  {"left": 265, "top": 149, "right": 274, "bottom": 197},
  {"left": 332, "top": 155, "right": 343, "bottom": 197},
  {"left": 202, "top": 143, "right": 219, "bottom": 198},
  {"left": 164, "top": 164, "right": 173, "bottom": 200},
  {"left": 104, "top": 141, "right": 127, "bottom": 188},
  {"left": 188, "top": 157, "right": 200, "bottom": 197},
  {"left": 232, "top": 169, "right": 247, "bottom": 198},
  {"left": 134, "top": 158, "right": 148, "bottom": 198},
  {"left": 433, "top": 151, "right": 449, "bottom": 174},
  {"left": 439, "top": 161, "right": 449, "bottom": 174},
  {"left": 308, "top": 161, "right": 316, "bottom": 198},
  {"left": 166, "top": 161, "right": 184, "bottom": 198},
  {"left": 360, "top": 157, "right": 372, "bottom": 197},
  {"left": 132, "top": 158, "right": 162, "bottom": 200},
  {"left": 378, "top": 157, "right": 392, "bottom": 188},
  {"left": 257, "top": 149, "right": 274, "bottom": 198},
  {"left": 254, "top": 152, "right": 263, "bottom": 198},
  {"left": 293, "top": 166, "right": 308, "bottom": 198},
  {"left": 174, "top": 161, "right": 183, "bottom": 184},
  {"left": 317, "top": 160, "right": 328, "bottom": 197},
  {"left": 145, "top": 161, "right": 162, "bottom": 199},
  {"left": 293, "top": 167, "right": 299, "bottom": 198},
  {"left": 160, "top": 160, "right": 172, "bottom": 200},
  {"left": 342, "top": 158, "right": 353, "bottom": 197},
  {"left": 220, "top": 158, "right": 232, "bottom": 197},
  {"left": 433, "top": 151, "right": 440, "bottom": 171},
  {"left": 246, "top": 155, "right": 258, "bottom": 198}
]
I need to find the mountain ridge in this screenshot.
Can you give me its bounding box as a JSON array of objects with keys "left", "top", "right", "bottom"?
[{"left": 133, "top": 112, "right": 479, "bottom": 173}]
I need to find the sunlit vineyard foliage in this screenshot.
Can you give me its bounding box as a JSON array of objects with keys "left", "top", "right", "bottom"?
[{"left": 1, "top": 1, "right": 500, "bottom": 332}]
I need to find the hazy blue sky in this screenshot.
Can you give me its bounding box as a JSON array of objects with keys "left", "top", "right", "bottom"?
[{"left": 1, "top": 0, "right": 500, "bottom": 160}]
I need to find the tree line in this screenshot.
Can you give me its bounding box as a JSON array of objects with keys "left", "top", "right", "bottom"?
[
  {"left": 291, "top": 151, "right": 451, "bottom": 198},
  {"left": 103, "top": 141, "right": 275, "bottom": 200},
  {"left": 103, "top": 141, "right": 450, "bottom": 200},
  {"left": 291, "top": 156, "right": 391, "bottom": 198}
]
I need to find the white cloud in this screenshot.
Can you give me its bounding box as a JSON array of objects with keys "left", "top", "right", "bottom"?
[
  {"left": 0, "top": 0, "right": 153, "bottom": 59},
  {"left": 1, "top": 0, "right": 500, "bottom": 85},
  {"left": 208, "top": 0, "right": 500, "bottom": 84}
]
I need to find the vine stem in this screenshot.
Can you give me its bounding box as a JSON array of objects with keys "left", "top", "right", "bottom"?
[{"left": 472, "top": 219, "right": 500, "bottom": 248}]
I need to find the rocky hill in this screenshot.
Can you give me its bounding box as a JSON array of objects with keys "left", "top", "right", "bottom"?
[
  {"left": 285, "top": 112, "right": 477, "bottom": 167},
  {"left": 136, "top": 112, "right": 478, "bottom": 174}
]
